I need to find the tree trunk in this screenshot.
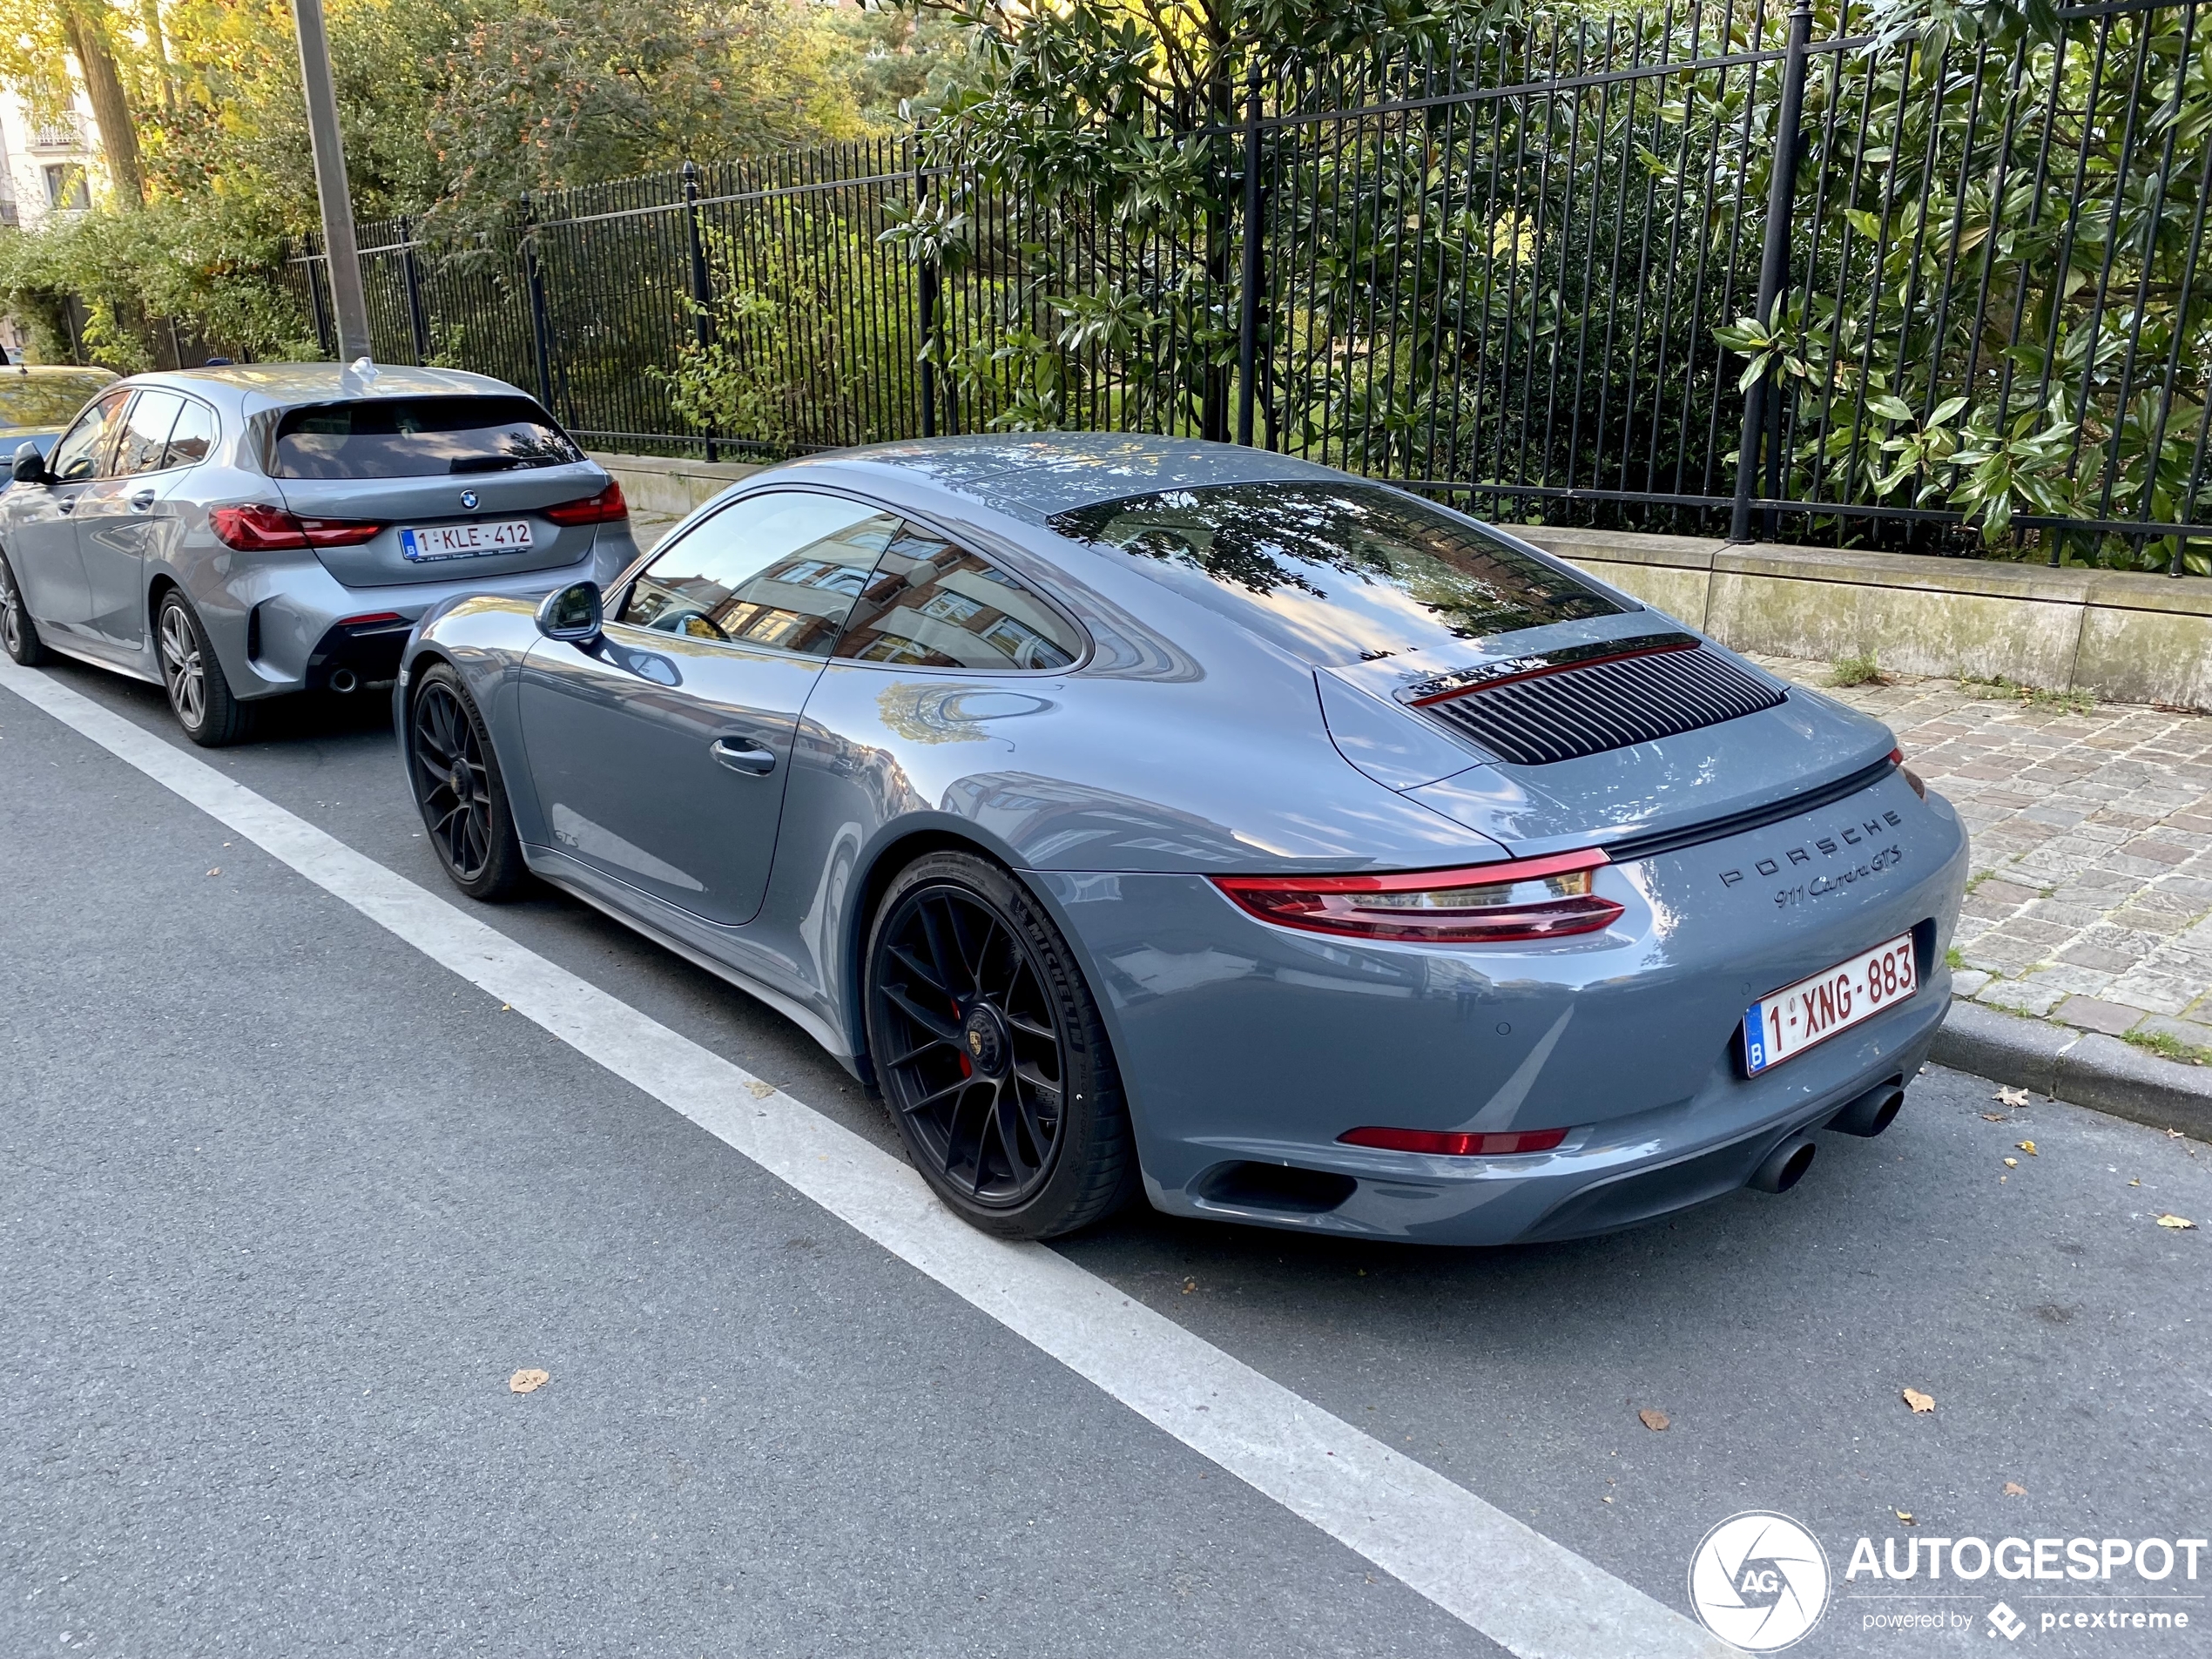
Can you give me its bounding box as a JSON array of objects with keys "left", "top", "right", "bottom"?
[{"left": 60, "top": 6, "right": 146, "bottom": 208}]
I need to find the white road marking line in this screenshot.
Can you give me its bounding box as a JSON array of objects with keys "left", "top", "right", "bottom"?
[{"left": 0, "top": 658, "right": 1729, "bottom": 1659}]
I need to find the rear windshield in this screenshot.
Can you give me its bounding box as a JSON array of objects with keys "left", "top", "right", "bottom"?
[
  {"left": 1049, "top": 482, "right": 1624, "bottom": 664},
  {"left": 0, "top": 371, "right": 113, "bottom": 429},
  {"left": 270, "top": 395, "right": 581, "bottom": 479}
]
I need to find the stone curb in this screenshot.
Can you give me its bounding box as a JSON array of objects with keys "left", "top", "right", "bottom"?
[{"left": 1932, "top": 997, "right": 2212, "bottom": 1138}]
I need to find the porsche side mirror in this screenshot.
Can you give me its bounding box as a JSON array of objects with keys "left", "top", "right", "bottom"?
[
  {"left": 11, "top": 442, "right": 49, "bottom": 486},
  {"left": 536, "top": 579, "right": 602, "bottom": 644}
]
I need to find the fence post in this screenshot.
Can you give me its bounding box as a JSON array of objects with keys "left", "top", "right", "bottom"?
[
  {"left": 519, "top": 193, "right": 557, "bottom": 417},
  {"left": 1235, "top": 63, "right": 1264, "bottom": 448},
  {"left": 681, "top": 161, "right": 719, "bottom": 463},
  {"left": 1729, "top": 0, "right": 1815, "bottom": 544},
  {"left": 399, "top": 214, "right": 431, "bottom": 365},
  {"left": 914, "top": 149, "right": 939, "bottom": 439},
  {"left": 305, "top": 246, "right": 335, "bottom": 359}
]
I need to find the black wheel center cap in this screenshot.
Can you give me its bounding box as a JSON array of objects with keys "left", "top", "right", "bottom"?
[
  {"left": 962, "top": 1003, "right": 1011, "bottom": 1078},
  {"left": 448, "top": 765, "right": 469, "bottom": 798}
]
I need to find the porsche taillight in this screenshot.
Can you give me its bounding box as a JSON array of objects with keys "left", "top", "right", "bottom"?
[{"left": 1211, "top": 849, "right": 1622, "bottom": 944}]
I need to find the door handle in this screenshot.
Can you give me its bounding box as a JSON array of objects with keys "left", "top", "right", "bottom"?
[
  {"left": 710, "top": 737, "right": 777, "bottom": 776},
  {"left": 129, "top": 489, "right": 155, "bottom": 512},
  {"left": 55, "top": 497, "right": 73, "bottom": 515}
]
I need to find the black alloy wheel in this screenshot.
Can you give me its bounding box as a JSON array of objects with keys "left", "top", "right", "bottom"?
[
  {"left": 0, "top": 550, "right": 48, "bottom": 665},
  {"left": 866, "top": 852, "right": 1134, "bottom": 1238},
  {"left": 408, "top": 664, "right": 528, "bottom": 900}
]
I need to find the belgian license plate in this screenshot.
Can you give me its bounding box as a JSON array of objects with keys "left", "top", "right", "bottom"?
[
  {"left": 1743, "top": 932, "right": 1918, "bottom": 1075},
  {"left": 401, "top": 520, "right": 532, "bottom": 561}
]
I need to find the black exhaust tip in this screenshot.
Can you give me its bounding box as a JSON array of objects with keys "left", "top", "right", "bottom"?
[
  {"left": 1750, "top": 1136, "right": 1817, "bottom": 1194},
  {"left": 1827, "top": 1077, "right": 1906, "bottom": 1138}
]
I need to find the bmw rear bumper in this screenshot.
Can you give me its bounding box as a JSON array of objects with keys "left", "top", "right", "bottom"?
[
  {"left": 1030, "top": 770, "right": 1970, "bottom": 1247},
  {"left": 217, "top": 525, "right": 637, "bottom": 699}
]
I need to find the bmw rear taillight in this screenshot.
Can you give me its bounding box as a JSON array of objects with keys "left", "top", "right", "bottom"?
[
  {"left": 543, "top": 481, "right": 627, "bottom": 526},
  {"left": 1212, "top": 849, "right": 1622, "bottom": 943},
  {"left": 210, "top": 503, "right": 382, "bottom": 551},
  {"left": 1338, "top": 1126, "right": 1569, "bottom": 1156}
]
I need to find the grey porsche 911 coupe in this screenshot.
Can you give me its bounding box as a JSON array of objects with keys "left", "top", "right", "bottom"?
[{"left": 398, "top": 434, "right": 1968, "bottom": 1244}]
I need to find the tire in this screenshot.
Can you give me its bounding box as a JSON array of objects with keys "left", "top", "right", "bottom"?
[
  {"left": 406, "top": 662, "right": 530, "bottom": 901},
  {"left": 864, "top": 851, "right": 1135, "bottom": 1239},
  {"left": 0, "top": 550, "right": 49, "bottom": 666},
  {"left": 154, "top": 588, "right": 256, "bottom": 745}
]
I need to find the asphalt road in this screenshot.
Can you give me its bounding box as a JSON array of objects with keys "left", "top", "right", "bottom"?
[{"left": 3, "top": 658, "right": 2208, "bottom": 1659}]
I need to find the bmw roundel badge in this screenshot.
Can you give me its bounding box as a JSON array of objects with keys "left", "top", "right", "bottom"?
[{"left": 459, "top": 489, "right": 479, "bottom": 510}]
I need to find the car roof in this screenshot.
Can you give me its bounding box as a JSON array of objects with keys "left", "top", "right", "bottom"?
[
  {"left": 120, "top": 361, "right": 528, "bottom": 417},
  {"left": 781, "top": 433, "right": 1359, "bottom": 521}
]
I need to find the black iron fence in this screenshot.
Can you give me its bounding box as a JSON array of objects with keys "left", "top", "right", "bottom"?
[{"left": 287, "top": 0, "right": 2212, "bottom": 573}]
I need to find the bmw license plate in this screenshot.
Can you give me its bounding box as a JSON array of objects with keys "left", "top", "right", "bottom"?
[
  {"left": 401, "top": 519, "right": 533, "bottom": 561},
  {"left": 1743, "top": 932, "right": 1918, "bottom": 1075}
]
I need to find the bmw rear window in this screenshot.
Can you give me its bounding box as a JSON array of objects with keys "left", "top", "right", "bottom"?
[
  {"left": 270, "top": 395, "right": 582, "bottom": 479},
  {"left": 1049, "top": 482, "right": 1624, "bottom": 664}
]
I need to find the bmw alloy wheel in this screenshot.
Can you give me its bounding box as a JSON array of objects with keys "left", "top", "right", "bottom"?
[{"left": 157, "top": 600, "right": 206, "bottom": 728}]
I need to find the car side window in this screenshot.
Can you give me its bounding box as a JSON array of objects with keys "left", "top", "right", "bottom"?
[
  {"left": 161, "top": 398, "right": 217, "bottom": 469},
  {"left": 615, "top": 490, "right": 899, "bottom": 658},
  {"left": 114, "top": 390, "right": 185, "bottom": 475},
  {"left": 833, "top": 523, "right": 1082, "bottom": 671},
  {"left": 47, "top": 389, "right": 131, "bottom": 483}
]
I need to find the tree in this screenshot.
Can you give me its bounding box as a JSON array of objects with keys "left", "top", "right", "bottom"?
[{"left": 0, "top": 0, "right": 152, "bottom": 206}]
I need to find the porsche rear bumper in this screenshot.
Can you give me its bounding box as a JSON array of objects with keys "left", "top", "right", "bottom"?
[{"left": 1029, "top": 768, "right": 1969, "bottom": 1247}]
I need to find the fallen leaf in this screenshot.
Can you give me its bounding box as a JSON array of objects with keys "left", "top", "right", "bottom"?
[
  {"left": 2016, "top": 1140, "right": 2038, "bottom": 1156},
  {"left": 1980, "top": 1113, "right": 2009, "bottom": 1122},
  {"left": 2155, "top": 1214, "right": 2196, "bottom": 1230},
  {"left": 2003, "top": 1482, "right": 2027, "bottom": 1497},
  {"left": 1996, "top": 1086, "right": 2032, "bottom": 1107},
  {"left": 509, "top": 1368, "right": 550, "bottom": 1394},
  {"left": 2169, "top": 1130, "right": 2187, "bottom": 1138},
  {"left": 1895, "top": 1508, "right": 1918, "bottom": 1526},
  {"left": 1638, "top": 1408, "right": 1670, "bottom": 1432},
  {"left": 1902, "top": 1388, "right": 1936, "bottom": 1413},
  {"left": 2004, "top": 1157, "right": 2018, "bottom": 1168},
  {"left": 743, "top": 1080, "right": 775, "bottom": 1099},
  {"left": 1181, "top": 1278, "right": 1197, "bottom": 1294},
  {"left": 206, "top": 868, "right": 220, "bottom": 877},
  {"left": 1602, "top": 1494, "right": 1614, "bottom": 1503},
  {"left": 2129, "top": 1177, "right": 2141, "bottom": 1187}
]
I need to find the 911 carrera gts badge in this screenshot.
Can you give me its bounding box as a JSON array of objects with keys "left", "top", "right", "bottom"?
[
  {"left": 460, "top": 489, "right": 479, "bottom": 510},
  {"left": 1718, "top": 809, "right": 1905, "bottom": 888}
]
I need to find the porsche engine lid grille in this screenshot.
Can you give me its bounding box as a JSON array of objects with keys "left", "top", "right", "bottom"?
[{"left": 1411, "top": 639, "right": 1787, "bottom": 765}]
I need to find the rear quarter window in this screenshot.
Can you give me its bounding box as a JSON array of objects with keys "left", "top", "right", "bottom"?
[{"left": 270, "top": 395, "right": 581, "bottom": 479}]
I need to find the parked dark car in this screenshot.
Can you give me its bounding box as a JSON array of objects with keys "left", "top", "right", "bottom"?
[
  {"left": 0, "top": 362, "right": 636, "bottom": 744},
  {"left": 394, "top": 434, "right": 1969, "bottom": 1246}
]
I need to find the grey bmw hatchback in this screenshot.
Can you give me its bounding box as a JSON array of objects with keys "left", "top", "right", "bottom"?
[
  {"left": 398, "top": 434, "right": 1968, "bottom": 1246},
  {"left": 0, "top": 362, "right": 636, "bottom": 743}
]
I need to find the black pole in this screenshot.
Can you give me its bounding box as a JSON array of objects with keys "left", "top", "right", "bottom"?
[
  {"left": 519, "top": 194, "right": 556, "bottom": 417},
  {"left": 914, "top": 151, "right": 939, "bottom": 440},
  {"left": 400, "top": 215, "right": 431, "bottom": 365},
  {"left": 1730, "top": 0, "right": 1815, "bottom": 544},
  {"left": 1235, "top": 64, "right": 1264, "bottom": 448},
  {"left": 305, "top": 246, "right": 334, "bottom": 358},
  {"left": 681, "top": 162, "right": 719, "bottom": 462}
]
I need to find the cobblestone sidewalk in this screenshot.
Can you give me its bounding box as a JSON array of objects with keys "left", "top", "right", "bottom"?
[{"left": 1752, "top": 654, "right": 2212, "bottom": 1062}]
